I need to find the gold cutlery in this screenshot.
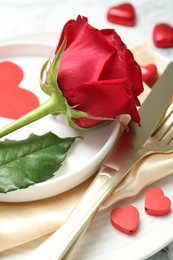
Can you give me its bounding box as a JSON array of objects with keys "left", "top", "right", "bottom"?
[
  {"left": 28, "top": 63, "right": 173, "bottom": 260},
  {"left": 64, "top": 98, "right": 173, "bottom": 260}
]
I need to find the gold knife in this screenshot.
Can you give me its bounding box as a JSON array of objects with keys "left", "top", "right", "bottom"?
[{"left": 28, "top": 62, "right": 173, "bottom": 260}]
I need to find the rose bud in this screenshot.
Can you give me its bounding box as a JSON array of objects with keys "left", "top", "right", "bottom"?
[{"left": 0, "top": 16, "right": 143, "bottom": 138}]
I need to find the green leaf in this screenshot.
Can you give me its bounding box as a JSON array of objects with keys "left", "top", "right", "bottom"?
[{"left": 0, "top": 132, "right": 77, "bottom": 193}]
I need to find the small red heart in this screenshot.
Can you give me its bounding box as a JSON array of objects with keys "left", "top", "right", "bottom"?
[
  {"left": 153, "top": 23, "right": 173, "bottom": 48},
  {"left": 110, "top": 205, "right": 139, "bottom": 234},
  {"left": 140, "top": 64, "right": 158, "bottom": 87},
  {"left": 145, "top": 188, "right": 171, "bottom": 216},
  {"left": 107, "top": 3, "right": 136, "bottom": 27},
  {"left": 0, "top": 61, "right": 39, "bottom": 119}
]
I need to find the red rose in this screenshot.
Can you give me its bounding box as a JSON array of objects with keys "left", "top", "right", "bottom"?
[
  {"left": 56, "top": 16, "right": 143, "bottom": 128},
  {"left": 0, "top": 16, "right": 144, "bottom": 138}
]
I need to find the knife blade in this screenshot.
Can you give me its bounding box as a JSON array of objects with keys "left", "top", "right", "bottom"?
[
  {"left": 104, "top": 61, "right": 173, "bottom": 171},
  {"left": 28, "top": 62, "right": 173, "bottom": 260}
]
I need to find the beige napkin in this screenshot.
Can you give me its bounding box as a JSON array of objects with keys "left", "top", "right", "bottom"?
[{"left": 0, "top": 43, "right": 172, "bottom": 253}]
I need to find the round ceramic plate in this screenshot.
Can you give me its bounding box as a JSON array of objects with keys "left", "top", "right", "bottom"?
[{"left": 0, "top": 41, "right": 120, "bottom": 202}]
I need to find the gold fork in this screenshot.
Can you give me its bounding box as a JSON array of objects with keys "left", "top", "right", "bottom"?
[
  {"left": 63, "top": 102, "right": 173, "bottom": 260},
  {"left": 29, "top": 101, "right": 173, "bottom": 260}
]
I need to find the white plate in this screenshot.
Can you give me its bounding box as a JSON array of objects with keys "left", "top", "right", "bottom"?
[
  {"left": 0, "top": 33, "right": 171, "bottom": 260},
  {"left": 0, "top": 41, "right": 120, "bottom": 202}
]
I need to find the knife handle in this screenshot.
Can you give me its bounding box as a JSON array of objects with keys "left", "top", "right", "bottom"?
[{"left": 28, "top": 146, "right": 148, "bottom": 260}]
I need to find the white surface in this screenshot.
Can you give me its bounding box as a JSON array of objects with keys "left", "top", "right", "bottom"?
[
  {"left": 0, "top": 0, "right": 173, "bottom": 62},
  {"left": 0, "top": 0, "right": 172, "bottom": 258},
  {"left": 0, "top": 42, "right": 120, "bottom": 202}
]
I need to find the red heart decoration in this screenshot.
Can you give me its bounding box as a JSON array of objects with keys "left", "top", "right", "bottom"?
[
  {"left": 153, "top": 23, "right": 173, "bottom": 48},
  {"left": 107, "top": 3, "right": 136, "bottom": 26},
  {"left": 140, "top": 64, "right": 158, "bottom": 87},
  {"left": 110, "top": 205, "right": 139, "bottom": 234},
  {"left": 145, "top": 187, "right": 171, "bottom": 216},
  {"left": 0, "top": 61, "right": 39, "bottom": 119}
]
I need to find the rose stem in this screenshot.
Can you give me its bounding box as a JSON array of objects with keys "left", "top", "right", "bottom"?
[{"left": 0, "top": 92, "right": 64, "bottom": 138}]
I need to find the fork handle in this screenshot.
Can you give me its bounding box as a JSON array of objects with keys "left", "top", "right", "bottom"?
[
  {"left": 62, "top": 223, "right": 89, "bottom": 260},
  {"left": 28, "top": 147, "right": 148, "bottom": 260}
]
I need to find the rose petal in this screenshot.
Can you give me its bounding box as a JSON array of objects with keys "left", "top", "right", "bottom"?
[
  {"left": 67, "top": 79, "right": 139, "bottom": 127},
  {"left": 56, "top": 16, "right": 88, "bottom": 51},
  {"left": 57, "top": 16, "right": 115, "bottom": 91},
  {"left": 99, "top": 31, "right": 143, "bottom": 103}
]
